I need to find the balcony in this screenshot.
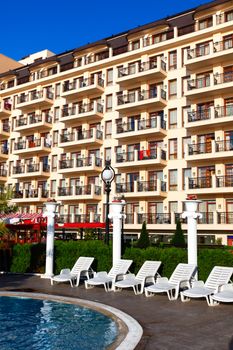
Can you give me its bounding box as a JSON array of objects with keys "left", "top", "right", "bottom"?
[
  {"left": 0, "top": 101, "right": 12, "bottom": 118},
  {"left": 12, "top": 163, "right": 50, "bottom": 179},
  {"left": 0, "top": 147, "right": 8, "bottom": 160},
  {"left": 115, "top": 179, "right": 167, "bottom": 199},
  {"left": 185, "top": 39, "right": 233, "bottom": 70},
  {"left": 116, "top": 58, "right": 167, "bottom": 86},
  {"left": 61, "top": 76, "right": 104, "bottom": 99},
  {"left": 187, "top": 175, "right": 228, "bottom": 196},
  {"left": 57, "top": 184, "right": 101, "bottom": 201},
  {"left": 186, "top": 72, "right": 233, "bottom": 100},
  {"left": 12, "top": 188, "right": 49, "bottom": 203},
  {"left": 57, "top": 213, "right": 101, "bottom": 224},
  {"left": 0, "top": 121, "right": 10, "bottom": 139},
  {"left": 114, "top": 116, "right": 166, "bottom": 141},
  {"left": 116, "top": 87, "right": 167, "bottom": 113},
  {"left": 184, "top": 105, "right": 233, "bottom": 130},
  {"left": 0, "top": 168, "right": 7, "bottom": 182},
  {"left": 59, "top": 128, "right": 103, "bottom": 150},
  {"left": 15, "top": 90, "right": 54, "bottom": 111},
  {"left": 13, "top": 138, "right": 51, "bottom": 156},
  {"left": 115, "top": 148, "right": 166, "bottom": 169},
  {"left": 58, "top": 156, "right": 102, "bottom": 175},
  {"left": 14, "top": 114, "right": 52, "bottom": 133},
  {"left": 60, "top": 101, "right": 103, "bottom": 125},
  {"left": 186, "top": 140, "right": 233, "bottom": 163}
]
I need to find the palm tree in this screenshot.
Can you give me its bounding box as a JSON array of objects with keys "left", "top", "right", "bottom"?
[{"left": 0, "top": 186, "right": 18, "bottom": 214}]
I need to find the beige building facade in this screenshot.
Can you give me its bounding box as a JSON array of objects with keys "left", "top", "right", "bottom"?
[{"left": 0, "top": 0, "right": 233, "bottom": 244}]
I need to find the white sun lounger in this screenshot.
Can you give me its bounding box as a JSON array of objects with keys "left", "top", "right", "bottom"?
[
  {"left": 145, "top": 263, "right": 197, "bottom": 300},
  {"left": 113, "top": 260, "right": 161, "bottom": 295},
  {"left": 210, "top": 284, "right": 233, "bottom": 305},
  {"left": 51, "top": 256, "right": 94, "bottom": 287},
  {"left": 85, "top": 259, "right": 133, "bottom": 292},
  {"left": 181, "top": 266, "right": 233, "bottom": 306}
]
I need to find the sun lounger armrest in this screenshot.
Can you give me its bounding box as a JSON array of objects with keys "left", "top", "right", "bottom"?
[
  {"left": 60, "top": 268, "right": 71, "bottom": 275},
  {"left": 115, "top": 273, "right": 125, "bottom": 282},
  {"left": 157, "top": 277, "right": 169, "bottom": 283},
  {"left": 220, "top": 284, "right": 233, "bottom": 292},
  {"left": 123, "top": 273, "right": 136, "bottom": 280},
  {"left": 192, "top": 280, "right": 205, "bottom": 288}
]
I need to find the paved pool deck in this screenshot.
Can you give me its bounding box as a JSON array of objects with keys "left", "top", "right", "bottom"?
[{"left": 0, "top": 274, "right": 232, "bottom": 350}]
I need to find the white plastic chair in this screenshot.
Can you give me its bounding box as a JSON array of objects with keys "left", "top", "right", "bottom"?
[
  {"left": 113, "top": 260, "right": 161, "bottom": 295},
  {"left": 181, "top": 266, "right": 233, "bottom": 306},
  {"left": 85, "top": 259, "right": 133, "bottom": 292},
  {"left": 145, "top": 263, "right": 197, "bottom": 300},
  {"left": 51, "top": 256, "right": 94, "bottom": 287}
]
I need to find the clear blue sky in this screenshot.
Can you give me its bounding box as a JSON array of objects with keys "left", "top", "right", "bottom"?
[{"left": 3, "top": 0, "right": 210, "bottom": 61}]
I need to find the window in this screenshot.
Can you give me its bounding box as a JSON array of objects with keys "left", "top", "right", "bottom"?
[
  {"left": 169, "top": 201, "right": 178, "bottom": 213},
  {"left": 182, "top": 137, "right": 191, "bottom": 157},
  {"left": 50, "top": 180, "right": 56, "bottom": 197},
  {"left": 196, "top": 72, "right": 211, "bottom": 88},
  {"left": 107, "top": 69, "right": 113, "bottom": 85},
  {"left": 183, "top": 168, "right": 191, "bottom": 190},
  {"left": 105, "top": 148, "right": 111, "bottom": 161},
  {"left": 54, "top": 107, "right": 60, "bottom": 122},
  {"left": 169, "top": 170, "right": 178, "bottom": 191},
  {"left": 196, "top": 41, "right": 210, "bottom": 57},
  {"left": 225, "top": 10, "right": 233, "bottom": 22},
  {"left": 131, "top": 40, "right": 140, "bottom": 50},
  {"left": 169, "top": 50, "right": 177, "bottom": 70},
  {"left": 106, "top": 94, "right": 112, "bottom": 112},
  {"left": 169, "top": 80, "right": 177, "bottom": 98},
  {"left": 105, "top": 121, "right": 112, "bottom": 139},
  {"left": 152, "top": 32, "right": 166, "bottom": 44},
  {"left": 169, "top": 109, "right": 177, "bottom": 129},
  {"left": 182, "top": 46, "right": 190, "bottom": 66},
  {"left": 169, "top": 139, "right": 177, "bottom": 159},
  {"left": 199, "top": 17, "right": 213, "bottom": 30},
  {"left": 53, "top": 131, "right": 58, "bottom": 146},
  {"left": 223, "top": 35, "right": 233, "bottom": 50},
  {"left": 55, "top": 83, "right": 61, "bottom": 97}
]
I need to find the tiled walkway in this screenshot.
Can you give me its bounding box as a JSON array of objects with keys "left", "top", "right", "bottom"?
[{"left": 0, "top": 274, "right": 233, "bottom": 350}]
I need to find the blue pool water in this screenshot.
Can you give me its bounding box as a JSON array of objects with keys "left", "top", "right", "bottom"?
[{"left": 0, "top": 296, "right": 118, "bottom": 350}]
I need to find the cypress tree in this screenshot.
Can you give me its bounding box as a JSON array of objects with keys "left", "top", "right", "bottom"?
[
  {"left": 137, "top": 221, "right": 150, "bottom": 248},
  {"left": 171, "top": 220, "right": 186, "bottom": 247}
]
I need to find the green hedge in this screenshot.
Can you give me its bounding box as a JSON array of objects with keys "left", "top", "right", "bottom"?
[{"left": 6, "top": 241, "right": 233, "bottom": 280}]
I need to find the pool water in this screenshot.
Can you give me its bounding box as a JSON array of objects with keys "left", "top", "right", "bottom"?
[{"left": 0, "top": 296, "right": 118, "bottom": 350}]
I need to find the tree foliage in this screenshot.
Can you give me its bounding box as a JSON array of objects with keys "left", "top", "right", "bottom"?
[{"left": 0, "top": 186, "right": 18, "bottom": 214}]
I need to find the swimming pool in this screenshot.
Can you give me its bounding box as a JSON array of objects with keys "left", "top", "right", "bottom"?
[{"left": 0, "top": 296, "right": 118, "bottom": 350}]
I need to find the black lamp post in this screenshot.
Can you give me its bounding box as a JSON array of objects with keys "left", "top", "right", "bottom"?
[{"left": 101, "top": 160, "right": 115, "bottom": 245}]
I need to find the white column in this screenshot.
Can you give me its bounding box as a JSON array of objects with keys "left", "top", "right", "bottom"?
[
  {"left": 41, "top": 200, "right": 59, "bottom": 279},
  {"left": 109, "top": 200, "right": 125, "bottom": 265},
  {"left": 182, "top": 200, "right": 202, "bottom": 278}
]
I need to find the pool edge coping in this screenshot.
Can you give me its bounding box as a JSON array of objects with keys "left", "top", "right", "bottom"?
[{"left": 0, "top": 291, "right": 143, "bottom": 350}]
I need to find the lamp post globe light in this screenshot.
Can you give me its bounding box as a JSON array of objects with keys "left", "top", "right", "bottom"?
[{"left": 101, "top": 160, "right": 115, "bottom": 245}]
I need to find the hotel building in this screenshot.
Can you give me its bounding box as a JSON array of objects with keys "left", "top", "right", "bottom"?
[{"left": 0, "top": 0, "right": 233, "bottom": 244}]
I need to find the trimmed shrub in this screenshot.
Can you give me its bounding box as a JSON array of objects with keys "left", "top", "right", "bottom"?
[
  {"left": 171, "top": 220, "right": 186, "bottom": 247},
  {"left": 136, "top": 221, "right": 150, "bottom": 249},
  {"left": 10, "top": 244, "right": 31, "bottom": 273}
]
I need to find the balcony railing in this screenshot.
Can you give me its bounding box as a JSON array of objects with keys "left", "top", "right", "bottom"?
[
  {"left": 215, "top": 140, "right": 233, "bottom": 152},
  {"left": 63, "top": 76, "right": 104, "bottom": 92},
  {"left": 189, "top": 177, "right": 212, "bottom": 189},
  {"left": 61, "top": 103, "right": 103, "bottom": 118},
  {"left": 214, "top": 71, "right": 233, "bottom": 85},
  {"left": 117, "top": 59, "right": 166, "bottom": 78},
  {"left": 215, "top": 105, "right": 233, "bottom": 118},
  {"left": 57, "top": 213, "right": 100, "bottom": 223},
  {"left": 59, "top": 157, "right": 102, "bottom": 169},
  {"left": 198, "top": 212, "right": 214, "bottom": 224},
  {"left": 187, "top": 76, "right": 210, "bottom": 90},
  {"left": 216, "top": 176, "right": 233, "bottom": 187},
  {"left": 58, "top": 185, "right": 101, "bottom": 196},
  {"left": 188, "top": 109, "right": 211, "bottom": 122},
  {"left": 187, "top": 45, "right": 210, "bottom": 59},
  {"left": 116, "top": 117, "right": 166, "bottom": 134},
  {"left": 14, "top": 138, "right": 51, "bottom": 151},
  {"left": 0, "top": 169, "right": 7, "bottom": 177},
  {"left": 17, "top": 90, "right": 53, "bottom": 104},
  {"left": 60, "top": 129, "right": 103, "bottom": 143},
  {"left": 214, "top": 39, "right": 233, "bottom": 53},
  {"left": 137, "top": 213, "right": 171, "bottom": 224},
  {"left": 188, "top": 142, "right": 212, "bottom": 155},
  {"left": 116, "top": 148, "right": 166, "bottom": 163},
  {"left": 218, "top": 212, "right": 233, "bottom": 224},
  {"left": 117, "top": 88, "right": 166, "bottom": 105},
  {"left": 178, "top": 24, "right": 195, "bottom": 36}
]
